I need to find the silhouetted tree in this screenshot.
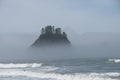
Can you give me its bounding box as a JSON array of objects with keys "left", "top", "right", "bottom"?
[
  {"left": 41, "top": 28, "right": 45, "bottom": 34},
  {"left": 63, "top": 32, "right": 67, "bottom": 37},
  {"left": 55, "top": 28, "right": 61, "bottom": 35}
]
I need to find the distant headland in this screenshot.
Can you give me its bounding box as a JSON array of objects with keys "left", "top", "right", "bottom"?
[{"left": 31, "top": 25, "right": 71, "bottom": 47}]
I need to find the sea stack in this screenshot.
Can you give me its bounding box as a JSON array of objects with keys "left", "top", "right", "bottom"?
[{"left": 32, "top": 25, "right": 71, "bottom": 47}]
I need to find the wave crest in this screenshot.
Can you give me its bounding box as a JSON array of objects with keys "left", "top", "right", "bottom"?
[
  {"left": 0, "top": 63, "right": 42, "bottom": 68},
  {"left": 0, "top": 70, "right": 119, "bottom": 80},
  {"left": 108, "top": 59, "right": 120, "bottom": 63}
]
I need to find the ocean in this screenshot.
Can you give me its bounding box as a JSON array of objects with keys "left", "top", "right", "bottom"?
[{"left": 0, "top": 58, "right": 120, "bottom": 80}]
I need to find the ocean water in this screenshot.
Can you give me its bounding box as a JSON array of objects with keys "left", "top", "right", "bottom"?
[{"left": 0, "top": 58, "right": 120, "bottom": 80}]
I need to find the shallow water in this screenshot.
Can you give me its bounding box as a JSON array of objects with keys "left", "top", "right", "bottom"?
[{"left": 0, "top": 58, "right": 120, "bottom": 80}]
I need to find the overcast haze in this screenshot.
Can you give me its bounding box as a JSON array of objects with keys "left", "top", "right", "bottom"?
[
  {"left": 0, "top": 0, "right": 120, "bottom": 34},
  {"left": 0, "top": 0, "right": 120, "bottom": 61}
]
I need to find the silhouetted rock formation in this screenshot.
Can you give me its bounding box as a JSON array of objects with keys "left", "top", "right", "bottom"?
[{"left": 32, "top": 25, "right": 71, "bottom": 47}]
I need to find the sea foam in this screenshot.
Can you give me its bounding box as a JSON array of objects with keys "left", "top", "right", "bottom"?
[
  {"left": 0, "top": 63, "right": 42, "bottom": 68},
  {"left": 108, "top": 59, "right": 120, "bottom": 63},
  {"left": 0, "top": 69, "right": 119, "bottom": 80}
]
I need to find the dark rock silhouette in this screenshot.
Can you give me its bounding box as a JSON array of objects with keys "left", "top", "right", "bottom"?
[{"left": 32, "top": 25, "right": 71, "bottom": 47}]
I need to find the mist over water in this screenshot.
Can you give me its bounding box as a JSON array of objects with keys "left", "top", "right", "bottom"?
[
  {"left": 0, "top": 0, "right": 120, "bottom": 62},
  {"left": 0, "top": 0, "right": 120, "bottom": 80},
  {"left": 0, "top": 32, "right": 120, "bottom": 62}
]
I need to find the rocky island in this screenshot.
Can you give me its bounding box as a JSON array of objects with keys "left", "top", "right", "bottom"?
[{"left": 32, "top": 25, "right": 71, "bottom": 47}]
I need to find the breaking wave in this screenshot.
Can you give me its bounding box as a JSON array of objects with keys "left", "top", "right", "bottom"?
[
  {"left": 108, "top": 59, "right": 120, "bottom": 63},
  {"left": 0, "top": 69, "right": 119, "bottom": 80},
  {"left": 0, "top": 63, "right": 42, "bottom": 68}
]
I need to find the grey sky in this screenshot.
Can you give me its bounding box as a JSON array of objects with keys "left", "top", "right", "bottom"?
[
  {"left": 0, "top": 0, "right": 120, "bottom": 34},
  {"left": 1, "top": 0, "right": 120, "bottom": 60}
]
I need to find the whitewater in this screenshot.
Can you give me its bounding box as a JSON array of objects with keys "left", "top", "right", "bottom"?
[{"left": 0, "top": 58, "right": 120, "bottom": 80}]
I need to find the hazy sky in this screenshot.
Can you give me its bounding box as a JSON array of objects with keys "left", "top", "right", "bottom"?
[
  {"left": 0, "top": 0, "right": 120, "bottom": 34},
  {"left": 0, "top": 0, "right": 120, "bottom": 60}
]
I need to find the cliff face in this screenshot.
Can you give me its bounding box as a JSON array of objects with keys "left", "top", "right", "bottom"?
[{"left": 32, "top": 25, "right": 71, "bottom": 47}]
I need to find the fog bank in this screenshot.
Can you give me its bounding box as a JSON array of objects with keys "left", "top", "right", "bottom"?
[{"left": 0, "top": 32, "right": 120, "bottom": 62}]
